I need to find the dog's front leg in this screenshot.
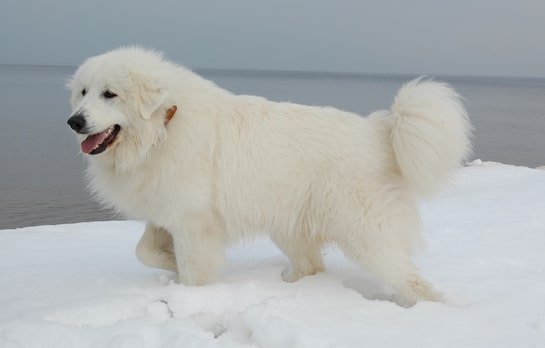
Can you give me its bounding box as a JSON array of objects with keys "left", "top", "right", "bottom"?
[
  {"left": 136, "top": 222, "right": 177, "bottom": 272},
  {"left": 171, "top": 213, "right": 225, "bottom": 285}
]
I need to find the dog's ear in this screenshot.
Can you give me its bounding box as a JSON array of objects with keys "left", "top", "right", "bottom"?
[
  {"left": 138, "top": 87, "right": 165, "bottom": 120},
  {"left": 131, "top": 73, "right": 166, "bottom": 120}
]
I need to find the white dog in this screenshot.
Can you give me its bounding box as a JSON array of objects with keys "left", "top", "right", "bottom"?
[{"left": 67, "top": 47, "right": 471, "bottom": 306}]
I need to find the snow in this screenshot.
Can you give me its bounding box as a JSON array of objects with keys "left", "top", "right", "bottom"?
[{"left": 1, "top": 161, "right": 545, "bottom": 347}]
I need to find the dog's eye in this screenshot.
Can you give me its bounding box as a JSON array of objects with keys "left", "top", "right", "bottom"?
[
  {"left": 81, "top": 88, "right": 86, "bottom": 96},
  {"left": 102, "top": 90, "right": 118, "bottom": 99}
]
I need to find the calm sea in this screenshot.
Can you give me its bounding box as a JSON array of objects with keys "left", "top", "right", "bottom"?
[{"left": 0, "top": 65, "right": 544, "bottom": 229}]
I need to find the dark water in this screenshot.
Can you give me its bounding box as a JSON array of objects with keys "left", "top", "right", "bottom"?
[{"left": 1, "top": 66, "right": 544, "bottom": 229}]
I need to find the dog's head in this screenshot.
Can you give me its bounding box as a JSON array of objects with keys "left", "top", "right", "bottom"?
[{"left": 67, "top": 47, "right": 174, "bottom": 170}]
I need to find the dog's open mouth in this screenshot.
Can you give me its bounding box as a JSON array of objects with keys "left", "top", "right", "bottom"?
[{"left": 80, "top": 125, "right": 121, "bottom": 155}]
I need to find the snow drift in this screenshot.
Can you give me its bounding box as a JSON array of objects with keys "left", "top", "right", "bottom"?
[{"left": 1, "top": 162, "right": 545, "bottom": 347}]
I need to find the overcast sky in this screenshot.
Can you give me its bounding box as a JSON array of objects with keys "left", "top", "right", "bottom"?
[{"left": 1, "top": 0, "right": 544, "bottom": 77}]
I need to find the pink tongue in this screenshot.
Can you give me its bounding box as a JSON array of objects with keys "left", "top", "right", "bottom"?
[{"left": 80, "top": 130, "right": 110, "bottom": 154}]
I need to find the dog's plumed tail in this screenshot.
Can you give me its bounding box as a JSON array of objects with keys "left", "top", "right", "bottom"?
[{"left": 390, "top": 78, "right": 472, "bottom": 197}]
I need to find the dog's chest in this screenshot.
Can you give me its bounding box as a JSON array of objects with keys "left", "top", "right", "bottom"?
[
  {"left": 93, "top": 168, "right": 171, "bottom": 220},
  {"left": 91, "top": 158, "right": 213, "bottom": 224}
]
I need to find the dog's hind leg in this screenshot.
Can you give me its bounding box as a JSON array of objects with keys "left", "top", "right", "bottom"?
[
  {"left": 136, "top": 223, "right": 177, "bottom": 273},
  {"left": 334, "top": 208, "right": 442, "bottom": 307},
  {"left": 338, "top": 237, "right": 441, "bottom": 306},
  {"left": 334, "top": 196, "right": 442, "bottom": 306},
  {"left": 271, "top": 234, "right": 325, "bottom": 282}
]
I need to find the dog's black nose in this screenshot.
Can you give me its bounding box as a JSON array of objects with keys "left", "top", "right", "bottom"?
[{"left": 67, "top": 113, "right": 86, "bottom": 133}]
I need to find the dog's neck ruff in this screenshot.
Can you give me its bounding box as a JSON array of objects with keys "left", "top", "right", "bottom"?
[{"left": 164, "top": 105, "right": 177, "bottom": 125}]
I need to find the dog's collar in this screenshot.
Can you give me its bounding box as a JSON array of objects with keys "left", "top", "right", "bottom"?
[{"left": 164, "top": 105, "right": 177, "bottom": 125}]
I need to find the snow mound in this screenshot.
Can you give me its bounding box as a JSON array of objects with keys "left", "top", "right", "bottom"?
[{"left": 1, "top": 162, "right": 545, "bottom": 347}]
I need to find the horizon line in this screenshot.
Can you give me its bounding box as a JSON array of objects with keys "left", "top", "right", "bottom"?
[{"left": 1, "top": 63, "right": 544, "bottom": 82}]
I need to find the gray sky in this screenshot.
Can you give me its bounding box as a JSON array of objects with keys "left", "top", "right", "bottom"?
[{"left": 1, "top": 0, "right": 544, "bottom": 77}]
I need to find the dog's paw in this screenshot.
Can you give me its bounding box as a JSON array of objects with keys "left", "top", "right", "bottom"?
[
  {"left": 281, "top": 267, "right": 320, "bottom": 283},
  {"left": 176, "top": 269, "right": 214, "bottom": 286},
  {"left": 281, "top": 267, "right": 301, "bottom": 283}
]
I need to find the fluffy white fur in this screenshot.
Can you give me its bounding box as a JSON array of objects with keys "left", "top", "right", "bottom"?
[{"left": 68, "top": 47, "right": 471, "bottom": 306}]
